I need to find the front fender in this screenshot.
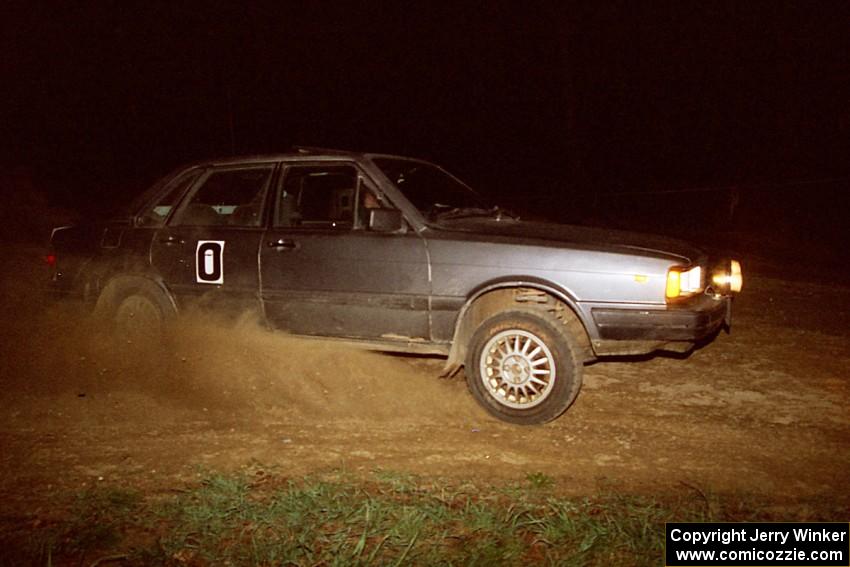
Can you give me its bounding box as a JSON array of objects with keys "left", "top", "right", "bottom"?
[{"left": 443, "top": 279, "right": 594, "bottom": 376}]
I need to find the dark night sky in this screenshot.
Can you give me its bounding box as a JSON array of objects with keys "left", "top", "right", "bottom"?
[{"left": 3, "top": 2, "right": 849, "bottom": 224}]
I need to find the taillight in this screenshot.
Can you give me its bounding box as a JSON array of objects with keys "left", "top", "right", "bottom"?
[{"left": 45, "top": 253, "right": 57, "bottom": 268}]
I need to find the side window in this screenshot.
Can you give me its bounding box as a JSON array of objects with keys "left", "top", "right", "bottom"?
[
  {"left": 172, "top": 166, "right": 274, "bottom": 227},
  {"left": 137, "top": 170, "right": 201, "bottom": 227},
  {"left": 276, "top": 165, "right": 358, "bottom": 228}
]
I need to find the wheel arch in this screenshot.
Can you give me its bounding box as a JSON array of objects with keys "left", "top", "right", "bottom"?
[
  {"left": 93, "top": 274, "right": 177, "bottom": 321},
  {"left": 442, "top": 278, "right": 595, "bottom": 376}
]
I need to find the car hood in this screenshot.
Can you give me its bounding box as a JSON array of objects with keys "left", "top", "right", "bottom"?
[{"left": 430, "top": 218, "right": 702, "bottom": 263}]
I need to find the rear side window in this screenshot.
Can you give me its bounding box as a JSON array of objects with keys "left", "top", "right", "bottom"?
[
  {"left": 136, "top": 170, "right": 201, "bottom": 227},
  {"left": 172, "top": 166, "right": 274, "bottom": 227}
]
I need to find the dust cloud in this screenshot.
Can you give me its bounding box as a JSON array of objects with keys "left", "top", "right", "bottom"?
[{"left": 0, "top": 245, "right": 476, "bottom": 428}]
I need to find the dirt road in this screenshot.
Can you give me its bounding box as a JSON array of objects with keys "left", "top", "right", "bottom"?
[{"left": 1, "top": 245, "right": 848, "bottom": 512}]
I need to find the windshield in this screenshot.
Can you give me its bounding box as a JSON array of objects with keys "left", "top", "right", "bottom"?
[{"left": 372, "top": 158, "right": 494, "bottom": 220}]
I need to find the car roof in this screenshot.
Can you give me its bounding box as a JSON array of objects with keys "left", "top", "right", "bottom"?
[{"left": 188, "top": 147, "right": 432, "bottom": 168}]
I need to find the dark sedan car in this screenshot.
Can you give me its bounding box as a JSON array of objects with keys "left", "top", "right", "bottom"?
[{"left": 48, "top": 148, "right": 742, "bottom": 424}]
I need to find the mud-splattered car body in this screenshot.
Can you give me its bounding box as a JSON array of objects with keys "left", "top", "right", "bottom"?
[{"left": 48, "top": 148, "right": 742, "bottom": 424}]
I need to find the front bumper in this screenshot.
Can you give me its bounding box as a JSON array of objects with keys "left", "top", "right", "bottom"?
[{"left": 591, "top": 294, "right": 730, "bottom": 342}]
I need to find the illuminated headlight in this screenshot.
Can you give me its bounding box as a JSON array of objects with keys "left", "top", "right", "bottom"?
[
  {"left": 711, "top": 259, "right": 743, "bottom": 294},
  {"left": 666, "top": 265, "right": 703, "bottom": 299}
]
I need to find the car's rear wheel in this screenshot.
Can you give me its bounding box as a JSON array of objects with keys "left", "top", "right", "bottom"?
[
  {"left": 114, "top": 291, "right": 167, "bottom": 342},
  {"left": 465, "top": 309, "right": 583, "bottom": 425}
]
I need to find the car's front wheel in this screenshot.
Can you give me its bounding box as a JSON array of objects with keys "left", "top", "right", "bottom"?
[{"left": 465, "top": 309, "right": 583, "bottom": 425}]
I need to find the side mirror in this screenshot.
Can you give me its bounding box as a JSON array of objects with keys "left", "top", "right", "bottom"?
[{"left": 368, "top": 209, "right": 404, "bottom": 232}]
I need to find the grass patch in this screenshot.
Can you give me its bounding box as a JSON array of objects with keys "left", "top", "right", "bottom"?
[
  {"left": 1, "top": 486, "right": 144, "bottom": 567},
  {"left": 0, "top": 470, "right": 838, "bottom": 566}
]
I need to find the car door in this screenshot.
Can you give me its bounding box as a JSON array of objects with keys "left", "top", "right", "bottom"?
[
  {"left": 260, "top": 162, "right": 431, "bottom": 341},
  {"left": 150, "top": 163, "right": 276, "bottom": 315}
]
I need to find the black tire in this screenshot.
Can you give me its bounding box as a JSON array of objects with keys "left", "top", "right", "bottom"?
[{"left": 465, "top": 309, "right": 583, "bottom": 425}]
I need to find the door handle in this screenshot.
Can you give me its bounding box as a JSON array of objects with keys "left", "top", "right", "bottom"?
[
  {"left": 158, "top": 235, "right": 183, "bottom": 245},
  {"left": 268, "top": 238, "right": 298, "bottom": 250}
]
